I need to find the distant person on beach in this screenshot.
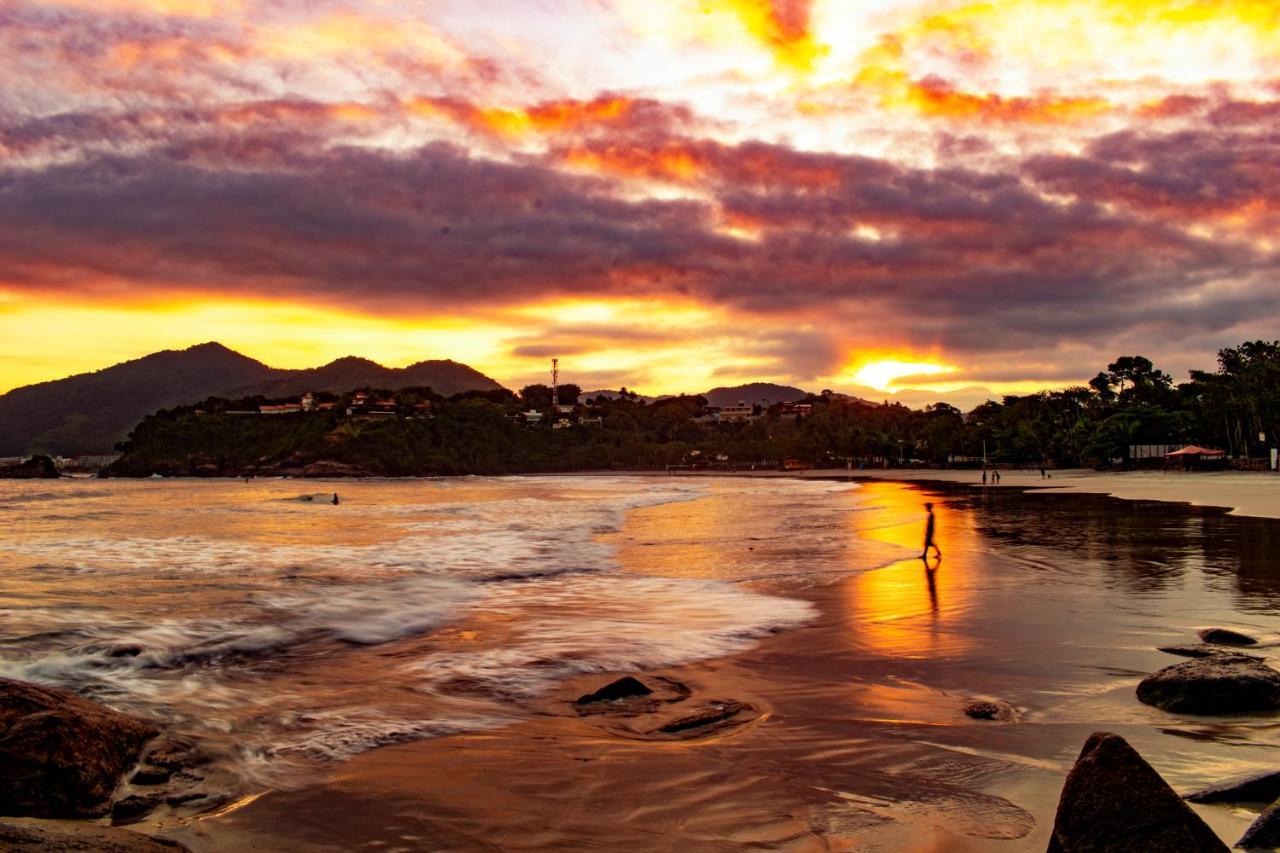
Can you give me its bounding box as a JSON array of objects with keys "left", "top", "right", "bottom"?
[
  {"left": 1040, "top": 467, "right": 1046, "bottom": 479},
  {"left": 921, "top": 502, "right": 941, "bottom": 561},
  {"left": 332, "top": 493, "right": 339, "bottom": 505},
  {"left": 982, "top": 469, "right": 988, "bottom": 484},
  {"left": 994, "top": 470, "right": 1001, "bottom": 484}
]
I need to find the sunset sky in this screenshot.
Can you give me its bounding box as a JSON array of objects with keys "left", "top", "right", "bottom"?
[{"left": 2, "top": 0, "right": 1278, "bottom": 406}]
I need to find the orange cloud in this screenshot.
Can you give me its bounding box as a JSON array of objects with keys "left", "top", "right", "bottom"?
[
  {"left": 404, "top": 95, "right": 674, "bottom": 139},
  {"left": 556, "top": 138, "right": 842, "bottom": 189},
  {"left": 906, "top": 77, "right": 1111, "bottom": 124}
]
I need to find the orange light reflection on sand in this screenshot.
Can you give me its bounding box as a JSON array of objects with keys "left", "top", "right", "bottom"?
[{"left": 843, "top": 483, "right": 976, "bottom": 660}]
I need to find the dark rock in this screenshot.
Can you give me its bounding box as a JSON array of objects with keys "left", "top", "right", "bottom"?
[
  {"left": 1239, "top": 801, "right": 1280, "bottom": 849},
  {"left": 575, "top": 677, "right": 653, "bottom": 705},
  {"left": 1158, "top": 643, "right": 1261, "bottom": 660},
  {"left": 965, "top": 700, "right": 1016, "bottom": 721},
  {"left": 1137, "top": 657, "right": 1280, "bottom": 714},
  {"left": 0, "top": 456, "right": 59, "bottom": 479},
  {"left": 111, "top": 792, "right": 163, "bottom": 825},
  {"left": 0, "top": 816, "right": 186, "bottom": 851},
  {"left": 1198, "top": 627, "right": 1259, "bottom": 646},
  {"left": 656, "top": 700, "right": 754, "bottom": 734},
  {"left": 298, "top": 460, "right": 375, "bottom": 478},
  {"left": 107, "top": 645, "right": 144, "bottom": 659},
  {"left": 163, "top": 791, "right": 207, "bottom": 807},
  {"left": 1186, "top": 769, "right": 1280, "bottom": 804},
  {"left": 1046, "top": 732, "right": 1228, "bottom": 852},
  {"left": 0, "top": 678, "right": 159, "bottom": 818},
  {"left": 142, "top": 740, "right": 212, "bottom": 772},
  {"left": 128, "top": 767, "right": 171, "bottom": 786}
]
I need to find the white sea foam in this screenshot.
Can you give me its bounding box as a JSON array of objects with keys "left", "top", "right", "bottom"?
[{"left": 0, "top": 475, "right": 842, "bottom": 792}]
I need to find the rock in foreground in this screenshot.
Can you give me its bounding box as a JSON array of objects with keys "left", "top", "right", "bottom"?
[
  {"left": 575, "top": 677, "right": 653, "bottom": 705},
  {"left": 1198, "top": 627, "right": 1259, "bottom": 646},
  {"left": 1137, "top": 657, "right": 1280, "bottom": 714},
  {"left": 965, "top": 700, "right": 1016, "bottom": 721},
  {"left": 1239, "top": 801, "right": 1280, "bottom": 849},
  {"left": 0, "top": 678, "right": 158, "bottom": 817},
  {"left": 1185, "top": 769, "right": 1280, "bottom": 804},
  {"left": 1046, "top": 732, "right": 1227, "bottom": 852},
  {"left": 1157, "top": 643, "right": 1262, "bottom": 660},
  {"left": 0, "top": 817, "right": 185, "bottom": 852}
]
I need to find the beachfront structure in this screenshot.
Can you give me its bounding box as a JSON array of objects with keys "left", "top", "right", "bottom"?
[{"left": 1166, "top": 445, "right": 1227, "bottom": 471}]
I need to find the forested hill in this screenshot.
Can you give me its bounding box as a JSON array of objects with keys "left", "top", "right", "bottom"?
[
  {"left": 0, "top": 343, "right": 504, "bottom": 455},
  {"left": 105, "top": 341, "right": 1280, "bottom": 478}
]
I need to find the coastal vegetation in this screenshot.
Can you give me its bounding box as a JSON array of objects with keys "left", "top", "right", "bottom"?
[{"left": 106, "top": 340, "right": 1280, "bottom": 476}]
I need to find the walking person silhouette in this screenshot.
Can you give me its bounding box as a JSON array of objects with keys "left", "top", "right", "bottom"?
[{"left": 921, "top": 502, "right": 941, "bottom": 561}]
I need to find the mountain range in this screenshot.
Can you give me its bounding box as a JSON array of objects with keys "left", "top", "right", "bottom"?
[
  {"left": 0, "top": 344, "right": 840, "bottom": 456},
  {"left": 0, "top": 343, "right": 502, "bottom": 455}
]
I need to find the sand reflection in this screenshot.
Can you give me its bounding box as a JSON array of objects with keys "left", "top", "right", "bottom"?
[{"left": 844, "top": 483, "right": 979, "bottom": 659}]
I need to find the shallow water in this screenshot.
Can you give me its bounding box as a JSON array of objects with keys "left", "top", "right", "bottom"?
[
  {"left": 0, "top": 476, "right": 852, "bottom": 794},
  {"left": 4, "top": 475, "right": 1280, "bottom": 848}
]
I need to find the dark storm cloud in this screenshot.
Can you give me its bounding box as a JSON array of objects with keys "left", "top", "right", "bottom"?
[{"left": 0, "top": 118, "right": 1276, "bottom": 364}]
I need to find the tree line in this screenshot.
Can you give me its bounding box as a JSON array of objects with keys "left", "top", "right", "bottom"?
[{"left": 106, "top": 340, "right": 1280, "bottom": 476}]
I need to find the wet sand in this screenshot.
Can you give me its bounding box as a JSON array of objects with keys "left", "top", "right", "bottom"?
[
  {"left": 157, "top": 480, "right": 1280, "bottom": 851},
  {"left": 780, "top": 467, "right": 1280, "bottom": 520}
]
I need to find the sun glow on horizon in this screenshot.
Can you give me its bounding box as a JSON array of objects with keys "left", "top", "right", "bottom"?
[{"left": 851, "top": 358, "right": 958, "bottom": 392}]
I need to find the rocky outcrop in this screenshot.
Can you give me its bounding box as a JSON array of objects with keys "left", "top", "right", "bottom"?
[
  {"left": 0, "top": 679, "right": 158, "bottom": 818},
  {"left": 575, "top": 677, "right": 653, "bottom": 705},
  {"left": 296, "top": 460, "right": 378, "bottom": 478},
  {"left": 1158, "top": 643, "right": 1261, "bottom": 660},
  {"left": 0, "top": 455, "right": 59, "bottom": 479},
  {"left": 0, "top": 817, "right": 186, "bottom": 851},
  {"left": 1136, "top": 657, "right": 1280, "bottom": 714},
  {"left": 1198, "top": 627, "right": 1259, "bottom": 646},
  {"left": 1239, "top": 801, "right": 1280, "bottom": 849},
  {"left": 1185, "top": 769, "right": 1280, "bottom": 804},
  {"left": 1046, "top": 732, "right": 1228, "bottom": 852}
]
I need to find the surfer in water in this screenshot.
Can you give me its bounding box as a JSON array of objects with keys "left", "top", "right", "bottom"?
[
  {"left": 921, "top": 502, "right": 941, "bottom": 562},
  {"left": 331, "top": 493, "right": 339, "bottom": 505}
]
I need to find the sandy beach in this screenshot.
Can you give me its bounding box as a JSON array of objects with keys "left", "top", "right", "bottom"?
[{"left": 135, "top": 477, "right": 1280, "bottom": 852}]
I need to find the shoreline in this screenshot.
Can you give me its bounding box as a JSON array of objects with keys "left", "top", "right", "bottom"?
[
  {"left": 55, "top": 465, "right": 1280, "bottom": 520},
  {"left": 571, "top": 466, "right": 1280, "bottom": 521},
  {"left": 151, "top": 477, "right": 1277, "bottom": 851}
]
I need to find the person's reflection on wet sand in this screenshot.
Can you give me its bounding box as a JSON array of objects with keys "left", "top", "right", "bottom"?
[{"left": 923, "top": 562, "right": 939, "bottom": 612}]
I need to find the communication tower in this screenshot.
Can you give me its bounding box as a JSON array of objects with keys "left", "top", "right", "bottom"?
[{"left": 551, "top": 357, "right": 559, "bottom": 407}]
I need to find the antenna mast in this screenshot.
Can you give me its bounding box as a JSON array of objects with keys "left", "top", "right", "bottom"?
[{"left": 551, "top": 357, "right": 559, "bottom": 407}]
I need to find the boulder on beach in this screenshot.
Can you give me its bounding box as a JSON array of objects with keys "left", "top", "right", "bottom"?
[
  {"left": 965, "top": 700, "right": 1016, "bottom": 721},
  {"left": 1198, "top": 627, "right": 1259, "bottom": 646},
  {"left": 1157, "top": 643, "right": 1261, "bottom": 660},
  {"left": 111, "top": 792, "right": 164, "bottom": 826},
  {"left": 1239, "top": 800, "right": 1280, "bottom": 849},
  {"left": 0, "top": 678, "right": 158, "bottom": 818},
  {"left": 0, "top": 817, "right": 186, "bottom": 852},
  {"left": 1046, "top": 732, "right": 1228, "bottom": 852},
  {"left": 575, "top": 677, "right": 653, "bottom": 705},
  {"left": 1136, "top": 657, "right": 1280, "bottom": 714},
  {"left": 1185, "top": 769, "right": 1280, "bottom": 804},
  {"left": 0, "top": 455, "right": 59, "bottom": 479}
]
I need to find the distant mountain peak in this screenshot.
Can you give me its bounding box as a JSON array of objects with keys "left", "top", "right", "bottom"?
[
  {"left": 0, "top": 344, "right": 504, "bottom": 455},
  {"left": 318, "top": 355, "right": 383, "bottom": 369}
]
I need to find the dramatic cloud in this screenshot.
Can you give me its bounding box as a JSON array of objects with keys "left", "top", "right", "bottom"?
[{"left": 2, "top": 0, "right": 1280, "bottom": 402}]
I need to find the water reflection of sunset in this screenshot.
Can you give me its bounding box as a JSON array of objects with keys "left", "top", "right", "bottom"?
[{"left": 845, "top": 483, "right": 978, "bottom": 659}]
